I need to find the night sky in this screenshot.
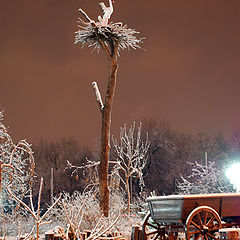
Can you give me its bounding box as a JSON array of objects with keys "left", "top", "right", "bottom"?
[{"left": 1, "top": 0, "right": 240, "bottom": 147}]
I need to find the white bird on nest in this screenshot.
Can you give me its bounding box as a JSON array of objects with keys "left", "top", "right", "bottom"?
[{"left": 98, "top": 0, "right": 115, "bottom": 27}]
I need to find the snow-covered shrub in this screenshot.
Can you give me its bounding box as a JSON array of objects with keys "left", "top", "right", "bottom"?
[
  {"left": 52, "top": 189, "right": 100, "bottom": 231},
  {"left": 52, "top": 188, "right": 141, "bottom": 238},
  {"left": 177, "top": 161, "right": 235, "bottom": 194},
  {"left": 0, "top": 212, "right": 34, "bottom": 237},
  {"left": 0, "top": 211, "right": 62, "bottom": 238},
  {"left": 4, "top": 177, "right": 61, "bottom": 240}
]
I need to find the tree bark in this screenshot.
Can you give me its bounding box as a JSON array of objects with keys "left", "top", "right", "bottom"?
[
  {"left": 99, "top": 58, "right": 118, "bottom": 217},
  {"left": 92, "top": 35, "right": 119, "bottom": 217},
  {"left": 125, "top": 175, "right": 130, "bottom": 215}
]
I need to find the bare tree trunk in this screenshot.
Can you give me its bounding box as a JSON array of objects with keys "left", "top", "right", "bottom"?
[
  {"left": 91, "top": 34, "right": 119, "bottom": 217},
  {"left": 99, "top": 58, "right": 118, "bottom": 217},
  {"left": 36, "top": 222, "right": 40, "bottom": 240},
  {"left": 125, "top": 175, "right": 131, "bottom": 214}
]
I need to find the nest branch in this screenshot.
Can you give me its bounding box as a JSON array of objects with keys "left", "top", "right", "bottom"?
[{"left": 78, "top": 8, "right": 95, "bottom": 25}]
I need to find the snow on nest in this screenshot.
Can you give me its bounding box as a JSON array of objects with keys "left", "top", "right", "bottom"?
[{"left": 75, "top": 22, "right": 144, "bottom": 53}]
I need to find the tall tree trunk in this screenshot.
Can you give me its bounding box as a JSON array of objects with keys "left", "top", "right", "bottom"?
[
  {"left": 99, "top": 58, "right": 118, "bottom": 217},
  {"left": 92, "top": 37, "right": 119, "bottom": 217},
  {"left": 77, "top": 5, "right": 142, "bottom": 218},
  {"left": 36, "top": 222, "right": 40, "bottom": 240},
  {"left": 125, "top": 175, "right": 131, "bottom": 215}
]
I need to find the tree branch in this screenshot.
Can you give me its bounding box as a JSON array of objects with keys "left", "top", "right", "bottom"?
[
  {"left": 6, "top": 186, "right": 37, "bottom": 221},
  {"left": 40, "top": 194, "right": 61, "bottom": 223},
  {"left": 95, "top": 30, "right": 111, "bottom": 59},
  {"left": 37, "top": 177, "right": 44, "bottom": 221},
  {"left": 92, "top": 213, "right": 121, "bottom": 240},
  {"left": 92, "top": 82, "right": 104, "bottom": 110},
  {"left": 78, "top": 8, "right": 94, "bottom": 24}
]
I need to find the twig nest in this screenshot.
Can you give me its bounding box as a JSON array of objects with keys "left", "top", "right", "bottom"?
[{"left": 75, "top": 21, "right": 144, "bottom": 53}]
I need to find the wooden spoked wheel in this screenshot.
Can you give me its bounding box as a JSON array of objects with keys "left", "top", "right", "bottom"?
[
  {"left": 142, "top": 212, "right": 167, "bottom": 240},
  {"left": 185, "top": 206, "right": 222, "bottom": 240}
]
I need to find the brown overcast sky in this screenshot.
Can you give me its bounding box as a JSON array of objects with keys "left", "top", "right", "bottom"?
[{"left": 1, "top": 0, "right": 240, "bottom": 147}]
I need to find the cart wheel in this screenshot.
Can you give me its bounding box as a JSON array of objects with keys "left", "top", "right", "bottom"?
[
  {"left": 185, "top": 206, "right": 222, "bottom": 240},
  {"left": 142, "top": 212, "right": 168, "bottom": 240}
]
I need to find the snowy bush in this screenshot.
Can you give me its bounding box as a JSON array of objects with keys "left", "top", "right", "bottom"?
[
  {"left": 177, "top": 161, "right": 235, "bottom": 194},
  {"left": 52, "top": 189, "right": 100, "bottom": 231},
  {"left": 52, "top": 188, "right": 141, "bottom": 239}
]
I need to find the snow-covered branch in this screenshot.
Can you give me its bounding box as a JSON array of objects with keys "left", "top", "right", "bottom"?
[
  {"left": 66, "top": 158, "right": 100, "bottom": 191},
  {"left": 92, "top": 82, "right": 104, "bottom": 110}
]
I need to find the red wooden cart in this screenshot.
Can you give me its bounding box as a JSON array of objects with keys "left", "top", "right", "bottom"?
[{"left": 142, "top": 193, "right": 240, "bottom": 240}]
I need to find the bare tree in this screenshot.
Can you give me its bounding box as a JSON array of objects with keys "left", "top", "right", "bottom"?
[
  {"left": 228, "top": 126, "right": 240, "bottom": 163},
  {"left": 140, "top": 119, "right": 189, "bottom": 195},
  {"left": 111, "top": 122, "right": 150, "bottom": 214},
  {"left": 194, "top": 132, "right": 230, "bottom": 168},
  {"left": 0, "top": 110, "right": 35, "bottom": 211},
  {"left": 66, "top": 158, "right": 100, "bottom": 192},
  {"left": 7, "top": 177, "right": 61, "bottom": 240},
  {"left": 75, "top": 1, "right": 143, "bottom": 216},
  {"left": 33, "top": 138, "right": 93, "bottom": 205}
]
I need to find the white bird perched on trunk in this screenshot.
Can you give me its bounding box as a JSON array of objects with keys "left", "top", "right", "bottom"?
[{"left": 98, "top": 0, "right": 115, "bottom": 26}]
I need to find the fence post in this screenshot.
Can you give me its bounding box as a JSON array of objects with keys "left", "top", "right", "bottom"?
[
  {"left": 45, "top": 230, "right": 54, "bottom": 240},
  {"left": 131, "top": 226, "right": 139, "bottom": 240},
  {"left": 54, "top": 234, "right": 62, "bottom": 240}
]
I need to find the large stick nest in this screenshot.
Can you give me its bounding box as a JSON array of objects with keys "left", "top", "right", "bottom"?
[{"left": 75, "top": 20, "right": 144, "bottom": 53}]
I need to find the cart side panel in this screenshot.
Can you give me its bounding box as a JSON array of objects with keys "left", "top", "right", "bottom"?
[
  {"left": 148, "top": 199, "right": 184, "bottom": 223},
  {"left": 182, "top": 198, "right": 221, "bottom": 220},
  {"left": 222, "top": 197, "right": 240, "bottom": 217}
]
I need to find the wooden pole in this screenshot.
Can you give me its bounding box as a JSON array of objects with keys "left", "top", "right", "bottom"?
[
  {"left": 50, "top": 168, "right": 53, "bottom": 204},
  {"left": 204, "top": 152, "right": 208, "bottom": 167},
  {"left": 131, "top": 226, "right": 139, "bottom": 240}
]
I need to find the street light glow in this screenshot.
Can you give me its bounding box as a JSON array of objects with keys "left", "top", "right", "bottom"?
[{"left": 225, "top": 163, "right": 240, "bottom": 192}]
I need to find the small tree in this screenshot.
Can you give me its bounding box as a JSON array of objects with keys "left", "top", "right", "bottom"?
[
  {"left": 7, "top": 177, "right": 61, "bottom": 240},
  {"left": 111, "top": 122, "right": 150, "bottom": 214},
  {"left": 75, "top": 0, "right": 143, "bottom": 216},
  {"left": 0, "top": 110, "right": 35, "bottom": 211},
  {"left": 177, "top": 161, "right": 234, "bottom": 194}
]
